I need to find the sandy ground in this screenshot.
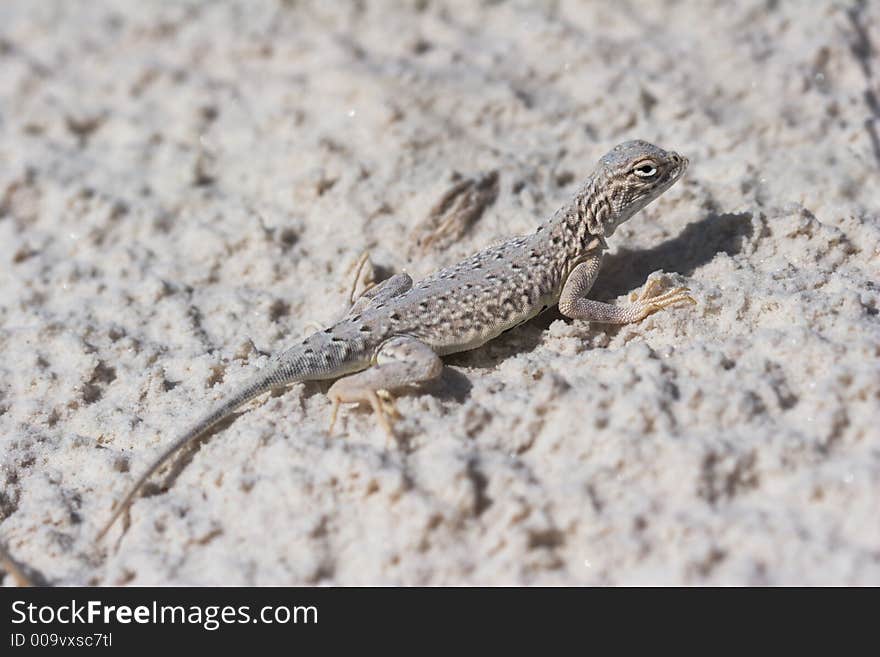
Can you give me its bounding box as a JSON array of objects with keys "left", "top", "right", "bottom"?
[{"left": 1, "top": 0, "right": 878, "bottom": 586}]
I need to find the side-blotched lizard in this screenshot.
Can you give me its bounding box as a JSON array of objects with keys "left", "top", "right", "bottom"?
[{"left": 97, "top": 140, "right": 694, "bottom": 539}]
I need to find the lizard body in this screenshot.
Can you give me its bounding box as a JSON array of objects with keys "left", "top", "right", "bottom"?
[{"left": 97, "top": 139, "right": 693, "bottom": 540}]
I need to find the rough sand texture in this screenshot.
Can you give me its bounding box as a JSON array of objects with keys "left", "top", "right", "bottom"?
[{"left": 1, "top": 0, "right": 878, "bottom": 585}]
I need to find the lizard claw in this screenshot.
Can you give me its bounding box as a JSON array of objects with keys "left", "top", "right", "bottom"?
[
  {"left": 326, "top": 389, "right": 398, "bottom": 442},
  {"left": 327, "top": 398, "right": 342, "bottom": 437},
  {"left": 626, "top": 280, "right": 696, "bottom": 320},
  {"left": 641, "top": 287, "right": 696, "bottom": 317}
]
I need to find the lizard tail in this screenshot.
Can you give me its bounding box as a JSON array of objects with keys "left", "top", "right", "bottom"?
[
  {"left": 96, "top": 366, "right": 283, "bottom": 542},
  {"left": 96, "top": 328, "right": 373, "bottom": 542}
]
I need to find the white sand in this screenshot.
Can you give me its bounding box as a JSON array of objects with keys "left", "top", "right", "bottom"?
[{"left": 1, "top": 0, "right": 878, "bottom": 585}]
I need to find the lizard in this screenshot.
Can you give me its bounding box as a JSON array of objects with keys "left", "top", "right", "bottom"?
[{"left": 96, "top": 139, "right": 694, "bottom": 541}]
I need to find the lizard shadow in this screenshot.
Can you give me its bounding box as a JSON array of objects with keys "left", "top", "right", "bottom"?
[
  {"left": 145, "top": 211, "right": 752, "bottom": 482},
  {"left": 420, "top": 366, "right": 473, "bottom": 403},
  {"left": 592, "top": 211, "right": 754, "bottom": 299},
  {"left": 448, "top": 210, "right": 754, "bottom": 373}
]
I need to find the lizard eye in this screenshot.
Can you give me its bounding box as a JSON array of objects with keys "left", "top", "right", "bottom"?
[{"left": 632, "top": 162, "right": 657, "bottom": 178}]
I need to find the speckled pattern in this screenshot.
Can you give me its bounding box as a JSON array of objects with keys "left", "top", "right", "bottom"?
[
  {"left": 1, "top": 0, "right": 878, "bottom": 585},
  {"left": 96, "top": 139, "right": 689, "bottom": 540},
  {"left": 321, "top": 142, "right": 685, "bottom": 355}
]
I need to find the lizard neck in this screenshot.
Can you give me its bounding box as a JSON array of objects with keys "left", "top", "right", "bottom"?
[{"left": 535, "top": 173, "right": 611, "bottom": 261}]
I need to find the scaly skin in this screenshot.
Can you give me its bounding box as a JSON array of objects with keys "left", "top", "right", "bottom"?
[{"left": 97, "top": 140, "right": 694, "bottom": 541}]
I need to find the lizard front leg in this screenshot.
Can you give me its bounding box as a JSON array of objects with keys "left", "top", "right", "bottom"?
[
  {"left": 327, "top": 336, "right": 443, "bottom": 439},
  {"left": 558, "top": 254, "right": 695, "bottom": 324}
]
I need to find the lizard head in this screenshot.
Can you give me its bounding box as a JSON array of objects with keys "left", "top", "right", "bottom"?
[{"left": 595, "top": 140, "right": 688, "bottom": 237}]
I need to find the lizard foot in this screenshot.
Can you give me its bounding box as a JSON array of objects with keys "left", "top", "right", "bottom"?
[
  {"left": 629, "top": 279, "right": 696, "bottom": 319},
  {"left": 327, "top": 387, "right": 397, "bottom": 440},
  {"left": 305, "top": 251, "right": 378, "bottom": 333},
  {"left": 347, "top": 250, "right": 377, "bottom": 307},
  {"left": 326, "top": 336, "right": 441, "bottom": 443}
]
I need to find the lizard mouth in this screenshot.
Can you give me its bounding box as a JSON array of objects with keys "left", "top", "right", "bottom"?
[{"left": 668, "top": 151, "right": 689, "bottom": 181}]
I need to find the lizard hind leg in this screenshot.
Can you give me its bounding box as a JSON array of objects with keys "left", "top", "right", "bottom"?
[
  {"left": 303, "top": 251, "right": 378, "bottom": 334},
  {"left": 326, "top": 336, "right": 442, "bottom": 441},
  {"left": 345, "top": 250, "right": 413, "bottom": 312},
  {"left": 347, "top": 250, "right": 377, "bottom": 307},
  {"left": 304, "top": 253, "right": 413, "bottom": 333},
  {"left": 346, "top": 272, "right": 413, "bottom": 317}
]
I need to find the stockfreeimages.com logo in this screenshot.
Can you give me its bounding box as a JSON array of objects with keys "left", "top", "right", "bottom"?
[{"left": 11, "top": 600, "right": 317, "bottom": 631}]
